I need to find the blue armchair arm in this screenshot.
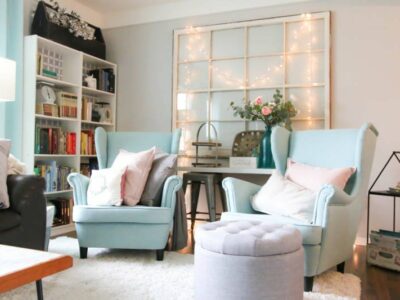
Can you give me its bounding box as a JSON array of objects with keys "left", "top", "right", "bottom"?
[
  {"left": 222, "top": 177, "right": 261, "bottom": 213},
  {"left": 67, "top": 173, "right": 90, "bottom": 206},
  {"left": 313, "top": 184, "right": 354, "bottom": 225},
  {"left": 161, "top": 175, "right": 182, "bottom": 211}
]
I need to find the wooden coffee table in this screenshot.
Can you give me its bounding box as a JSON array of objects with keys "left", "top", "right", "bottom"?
[{"left": 0, "top": 245, "right": 73, "bottom": 299}]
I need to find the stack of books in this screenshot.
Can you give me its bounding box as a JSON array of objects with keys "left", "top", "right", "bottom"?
[
  {"left": 57, "top": 91, "right": 78, "bottom": 118},
  {"left": 34, "top": 161, "right": 75, "bottom": 192},
  {"left": 88, "top": 68, "right": 115, "bottom": 93},
  {"left": 367, "top": 230, "right": 400, "bottom": 271},
  {"left": 35, "top": 126, "right": 76, "bottom": 155},
  {"left": 50, "top": 198, "right": 73, "bottom": 226},
  {"left": 81, "top": 129, "right": 95, "bottom": 155},
  {"left": 80, "top": 158, "right": 99, "bottom": 177},
  {"left": 82, "top": 96, "right": 93, "bottom": 121}
]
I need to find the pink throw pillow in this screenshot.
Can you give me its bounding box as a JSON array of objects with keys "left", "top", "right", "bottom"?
[
  {"left": 285, "top": 159, "right": 355, "bottom": 191},
  {"left": 112, "top": 147, "right": 156, "bottom": 206}
]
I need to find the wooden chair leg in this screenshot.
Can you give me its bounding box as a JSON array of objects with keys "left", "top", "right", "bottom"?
[
  {"left": 190, "top": 182, "right": 201, "bottom": 229},
  {"left": 156, "top": 249, "right": 164, "bottom": 261},
  {"left": 337, "top": 261, "right": 345, "bottom": 273},
  {"left": 304, "top": 276, "right": 314, "bottom": 292},
  {"left": 80, "top": 247, "right": 88, "bottom": 259},
  {"left": 205, "top": 179, "right": 216, "bottom": 222}
]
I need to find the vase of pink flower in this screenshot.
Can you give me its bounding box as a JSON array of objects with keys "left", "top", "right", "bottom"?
[{"left": 230, "top": 90, "right": 297, "bottom": 168}]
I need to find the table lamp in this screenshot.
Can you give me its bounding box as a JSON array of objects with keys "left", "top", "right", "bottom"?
[{"left": 0, "top": 57, "right": 16, "bottom": 102}]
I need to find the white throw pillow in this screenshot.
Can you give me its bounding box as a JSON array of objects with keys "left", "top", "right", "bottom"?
[
  {"left": 87, "top": 167, "right": 126, "bottom": 206},
  {"left": 251, "top": 171, "right": 316, "bottom": 223}
]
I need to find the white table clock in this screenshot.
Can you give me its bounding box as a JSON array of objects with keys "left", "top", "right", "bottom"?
[{"left": 36, "top": 83, "right": 56, "bottom": 104}]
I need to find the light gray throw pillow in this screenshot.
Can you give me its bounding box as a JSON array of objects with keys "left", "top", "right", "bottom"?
[
  {"left": 0, "top": 139, "right": 11, "bottom": 209},
  {"left": 140, "top": 153, "right": 177, "bottom": 207}
]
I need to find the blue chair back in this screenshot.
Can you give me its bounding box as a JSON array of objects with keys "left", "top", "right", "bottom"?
[
  {"left": 271, "top": 123, "right": 378, "bottom": 195},
  {"left": 95, "top": 127, "right": 181, "bottom": 169}
]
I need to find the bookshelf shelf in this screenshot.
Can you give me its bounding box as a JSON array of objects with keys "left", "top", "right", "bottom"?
[
  {"left": 82, "top": 86, "right": 115, "bottom": 97},
  {"left": 24, "top": 35, "right": 117, "bottom": 235},
  {"left": 35, "top": 114, "right": 79, "bottom": 122},
  {"left": 81, "top": 120, "right": 114, "bottom": 126},
  {"left": 34, "top": 154, "right": 78, "bottom": 158},
  {"left": 51, "top": 223, "right": 75, "bottom": 237},
  {"left": 36, "top": 75, "right": 79, "bottom": 88},
  {"left": 45, "top": 189, "right": 73, "bottom": 195}
]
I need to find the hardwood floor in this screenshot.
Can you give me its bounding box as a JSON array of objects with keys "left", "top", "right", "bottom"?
[
  {"left": 65, "top": 229, "right": 400, "bottom": 299},
  {"left": 346, "top": 245, "right": 400, "bottom": 300}
]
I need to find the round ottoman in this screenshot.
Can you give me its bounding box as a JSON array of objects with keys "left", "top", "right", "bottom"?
[{"left": 194, "top": 220, "right": 304, "bottom": 300}]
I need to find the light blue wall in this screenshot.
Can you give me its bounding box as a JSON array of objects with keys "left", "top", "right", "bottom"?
[
  {"left": 0, "top": 0, "right": 23, "bottom": 158},
  {"left": 0, "top": 0, "right": 6, "bottom": 138},
  {"left": 5, "top": 0, "right": 24, "bottom": 159}
]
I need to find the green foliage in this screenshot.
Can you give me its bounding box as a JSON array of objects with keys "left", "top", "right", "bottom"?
[{"left": 230, "top": 89, "right": 297, "bottom": 129}]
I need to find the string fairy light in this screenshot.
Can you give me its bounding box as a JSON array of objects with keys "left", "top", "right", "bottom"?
[{"left": 180, "top": 14, "right": 324, "bottom": 139}]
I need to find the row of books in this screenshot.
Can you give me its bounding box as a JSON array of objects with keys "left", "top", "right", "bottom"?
[
  {"left": 49, "top": 198, "right": 73, "bottom": 226},
  {"left": 88, "top": 68, "right": 115, "bottom": 93},
  {"left": 58, "top": 92, "right": 78, "bottom": 118},
  {"left": 35, "top": 126, "right": 76, "bottom": 155},
  {"left": 80, "top": 158, "right": 99, "bottom": 177},
  {"left": 35, "top": 161, "right": 75, "bottom": 192},
  {"left": 81, "top": 130, "right": 96, "bottom": 155}
]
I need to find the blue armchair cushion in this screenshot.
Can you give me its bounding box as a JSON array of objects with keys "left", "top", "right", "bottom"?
[{"left": 74, "top": 205, "right": 172, "bottom": 224}]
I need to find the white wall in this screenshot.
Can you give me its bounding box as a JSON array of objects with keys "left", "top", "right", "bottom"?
[{"left": 103, "top": 0, "right": 400, "bottom": 244}]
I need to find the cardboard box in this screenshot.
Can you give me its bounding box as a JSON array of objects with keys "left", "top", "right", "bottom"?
[
  {"left": 367, "top": 244, "right": 400, "bottom": 272},
  {"left": 229, "top": 157, "right": 257, "bottom": 168}
]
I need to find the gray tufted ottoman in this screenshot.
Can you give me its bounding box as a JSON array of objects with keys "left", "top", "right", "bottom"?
[{"left": 194, "top": 220, "right": 304, "bottom": 300}]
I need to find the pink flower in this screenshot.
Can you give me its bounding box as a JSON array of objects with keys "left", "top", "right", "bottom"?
[
  {"left": 261, "top": 106, "right": 272, "bottom": 116},
  {"left": 254, "top": 96, "right": 263, "bottom": 105}
]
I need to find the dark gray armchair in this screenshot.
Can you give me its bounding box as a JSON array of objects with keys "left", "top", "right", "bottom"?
[{"left": 0, "top": 175, "right": 46, "bottom": 250}]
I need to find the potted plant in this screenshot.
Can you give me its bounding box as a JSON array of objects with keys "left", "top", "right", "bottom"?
[{"left": 230, "top": 90, "right": 297, "bottom": 168}]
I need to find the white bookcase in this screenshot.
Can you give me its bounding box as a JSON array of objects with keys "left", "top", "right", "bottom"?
[{"left": 23, "top": 35, "right": 117, "bottom": 236}]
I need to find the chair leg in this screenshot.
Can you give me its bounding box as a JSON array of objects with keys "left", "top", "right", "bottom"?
[
  {"left": 337, "top": 261, "right": 345, "bottom": 273},
  {"left": 182, "top": 176, "right": 189, "bottom": 193},
  {"left": 156, "top": 249, "right": 164, "bottom": 261},
  {"left": 80, "top": 247, "right": 88, "bottom": 259},
  {"left": 304, "top": 276, "right": 314, "bottom": 292},
  {"left": 205, "top": 179, "right": 216, "bottom": 222},
  {"left": 190, "top": 182, "right": 201, "bottom": 229}
]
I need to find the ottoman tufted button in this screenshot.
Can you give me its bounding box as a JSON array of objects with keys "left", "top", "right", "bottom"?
[{"left": 195, "top": 220, "right": 302, "bottom": 257}]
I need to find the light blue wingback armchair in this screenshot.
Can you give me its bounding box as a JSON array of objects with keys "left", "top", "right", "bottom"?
[
  {"left": 67, "top": 128, "right": 182, "bottom": 261},
  {"left": 221, "top": 123, "right": 378, "bottom": 291}
]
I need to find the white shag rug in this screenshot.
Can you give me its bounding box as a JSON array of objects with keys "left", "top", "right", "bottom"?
[{"left": 3, "top": 237, "right": 361, "bottom": 300}]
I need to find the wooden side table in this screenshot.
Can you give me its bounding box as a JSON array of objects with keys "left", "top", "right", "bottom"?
[{"left": 0, "top": 245, "right": 73, "bottom": 299}]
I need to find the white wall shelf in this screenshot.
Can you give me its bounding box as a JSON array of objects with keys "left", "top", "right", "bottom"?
[{"left": 24, "top": 35, "right": 118, "bottom": 234}]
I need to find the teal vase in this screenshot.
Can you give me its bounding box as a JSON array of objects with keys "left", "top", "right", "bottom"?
[{"left": 257, "top": 126, "right": 275, "bottom": 169}]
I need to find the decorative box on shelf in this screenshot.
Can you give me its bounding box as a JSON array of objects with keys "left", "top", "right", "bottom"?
[
  {"left": 31, "top": 1, "right": 106, "bottom": 59},
  {"left": 367, "top": 230, "right": 400, "bottom": 272},
  {"left": 229, "top": 157, "right": 257, "bottom": 168}
]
